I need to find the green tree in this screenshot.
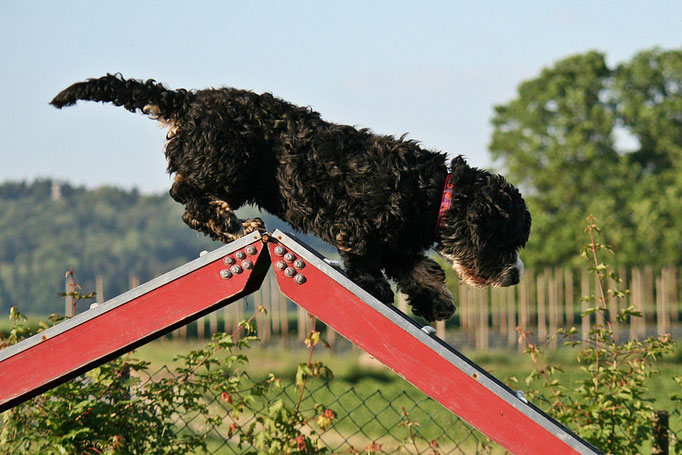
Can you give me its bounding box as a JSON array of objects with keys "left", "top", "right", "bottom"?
[
  {"left": 615, "top": 48, "right": 682, "bottom": 173},
  {"left": 614, "top": 49, "right": 682, "bottom": 265},
  {"left": 490, "top": 47, "right": 682, "bottom": 268}
]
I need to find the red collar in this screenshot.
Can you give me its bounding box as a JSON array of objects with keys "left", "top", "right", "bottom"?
[{"left": 434, "top": 173, "right": 455, "bottom": 239}]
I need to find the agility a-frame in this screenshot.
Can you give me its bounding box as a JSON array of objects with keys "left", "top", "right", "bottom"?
[{"left": 0, "top": 230, "right": 602, "bottom": 454}]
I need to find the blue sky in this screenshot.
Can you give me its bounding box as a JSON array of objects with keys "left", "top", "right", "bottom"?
[{"left": 1, "top": 1, "right": 680, "bottom": 193}]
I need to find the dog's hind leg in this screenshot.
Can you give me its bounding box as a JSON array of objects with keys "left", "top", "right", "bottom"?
[
  {"left": 339, "top": 251, "right": 395, "bottom": 305},
  {"left": 385, "top": 256, "right": 455, "bottom": 322}
]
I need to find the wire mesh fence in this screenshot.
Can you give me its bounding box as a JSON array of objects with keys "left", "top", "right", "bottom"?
[{"left": 139, "top": 365, "right": 498, "bottom": 454}]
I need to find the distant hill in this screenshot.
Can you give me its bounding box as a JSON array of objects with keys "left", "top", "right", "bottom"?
[{"left": 0, "top": 180, "right": 336, "bottom": 315}]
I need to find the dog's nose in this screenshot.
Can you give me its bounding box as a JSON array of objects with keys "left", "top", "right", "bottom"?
[{"left": 499, "top": 267, "right": 520, "bottom": 287}]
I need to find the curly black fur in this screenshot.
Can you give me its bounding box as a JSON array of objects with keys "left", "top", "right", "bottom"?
[{"left": 51, "top": 74, "right": 531, "bottom": 321}]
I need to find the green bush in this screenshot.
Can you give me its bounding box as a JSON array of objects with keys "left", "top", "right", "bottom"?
[
  {"left": 517, "top": 216, "right": 681, "bottom": 454},
  {"left": 0, "top": 308, "right": 336, "bottom": 454}
]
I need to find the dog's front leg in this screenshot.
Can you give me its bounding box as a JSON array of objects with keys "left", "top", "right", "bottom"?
[
  {"left": 339, "top": 251, "right": 395, "bottom": 305},
  {"left": 386, "top": 256, "right": 456, "bottom": 322},
  {"left": 170, "top": 176, "right": 265, "bottom": 243},
  {"left": 180, "top": 196, "right": 264, "bottom": 243}
]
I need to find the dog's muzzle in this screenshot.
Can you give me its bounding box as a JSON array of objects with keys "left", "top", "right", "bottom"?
[
  {"left": 499, "top": 268, "right": 521, "bottom": 287},
  {"left": 498, "top": 255, "right": 524, "bottom": 287}
]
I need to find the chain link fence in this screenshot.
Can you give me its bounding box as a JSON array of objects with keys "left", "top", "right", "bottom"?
[{"left": 139, "top": 365, "right": 499, "bottom": 454}]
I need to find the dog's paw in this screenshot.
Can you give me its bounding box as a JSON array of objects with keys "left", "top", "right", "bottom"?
[
  {"left": 409, "top": 288, "right": 456, "bottom": 322},
  {"left": 431, "top": 296, "right": 457, "bottom": 321},
  {"left": 371, "top": 279, "right": 395, "bottom": 304},
  {"left": 242, "top": 217, "right": 266, "bottom": 234},
  {"left": 335, "top": 231, "right": 354, "bottom": 253},
  {"left": 351, "top": 274, "right": 394, "bottom": 304}
]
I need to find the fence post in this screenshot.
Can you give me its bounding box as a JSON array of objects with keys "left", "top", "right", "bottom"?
[
  {"left": 458, "top": 285, "right": 467, "bottom": 332},
  {"left": 279, "top": 293, "right": 289, "bottom": 348},
  {"left": 548, "top": 267, "right": 558, "bottom": 348},
  {"left": 518, "top": 271, "right": 529, "bottom": 351},
  {"left": 499, "top": 287, "right": 508, "bottom": 337},
  {"left": 507, "top": 286, "right": 516, "bottom": 349},
  {"left": 555, "top": 267, "right": 564, "bottom": 326},
  {"left": 618, "top": 266, "right": 628, "bottom": 336},
  {"left": 537, "top": 270, "right": 547, "bottom": 342},
  {"left": 581, "top": 268, "right": 590, "bottom": 343},
  {"left": 476, "top": 288, "right": 488, "bottom": 350},
  {"left": 668, "top": 266, "right": 678, "bottom": 324},
  {"left": 491, "top": 286, "right": 499, "bottom": 330},
  {"left": 398, "top": 292, "right": 408, "bottom": 314},
  {"left": 466, "top": 285, "right": 476, "bottom": 346},
  {"left": 608, "top": 273, "right": 619, "bottom": 340},
  {"left": 297, "top": 306, "right": 306, "bottom": 342},
  {"left": 261, "top": 276, "right": 269, "bottom": 339},
  {"left": 209, "top": 311, "right": 218, "bottom": 337},
  {"left": 436, "top": 320, "right": 446, "bottom": 340},
  {"left": 594, "top": 273, "right": 604, "bottom": 327},
  {"left": 634, "top": 267, "right": 647, "bottom": 339},
  {"left": 224, "top": 304, "right": 231, "bottom": 335},
  {"left": 64, "top": 269, "right": 76, "bottom": 317},
  {"left": 228, "top": 299, "right": 239, "bottom": 340},
  {"left": 197, "top": 316, "right": 205, "bottom": 340},
  {"left": 653, "top": 410, "right": 669, "bottom": 455},
  {"left": 238, "top": 299, "right": 245, "bottom": 333},
  {"left": 96, "top": 275, "right": 104, "bottom": 304},
  {"left": 619, "top": 266, "right": 629, "bottom": 302},
  {"left": 179, "top": 322, "right": 187, "bottom": 342},
  {"left": 269, "top": 273, "right": 280, "bottom": 335},
  {"left": 254, "top": 287, "right": 263, "bottom": 340},
  {"left": 645, "top": 266, "right": 655, "bottom": 325},
  {"left": 631, "top": 268, "right": 639, "bottom": 339},
  {"left": 327, "top": 323, "right": 337, "bottom": 351},
  {"left": 656, "top": 272, "right": 669, "bottom": 336},
  {"left": 564, "top": 268, "right": 574, "bottom": 326}
]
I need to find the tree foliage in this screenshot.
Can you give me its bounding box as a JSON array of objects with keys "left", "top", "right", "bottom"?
[{"left": 490, "top": 47, "right": 682, "bottom": 268}]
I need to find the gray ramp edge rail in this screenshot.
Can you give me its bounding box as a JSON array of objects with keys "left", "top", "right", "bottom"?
[
  {"left": 0, "top": 232, "right": 262, "bottom": 363},
  {"left": 273, "top": 229, "right": 602, "bottom": 455}
]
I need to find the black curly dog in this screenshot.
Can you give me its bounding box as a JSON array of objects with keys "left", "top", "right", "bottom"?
[{"left": 51, "top": 74, "right": 530, "bottom": 322}]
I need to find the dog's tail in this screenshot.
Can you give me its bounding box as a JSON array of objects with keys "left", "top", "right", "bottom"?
[{"left": 50, "top": 73, "right": 190, "bottom": 121}]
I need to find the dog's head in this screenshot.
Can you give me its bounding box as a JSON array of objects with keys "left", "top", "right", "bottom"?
[{"left": 436, "top": 156, "right": 531, "bottom": 288}]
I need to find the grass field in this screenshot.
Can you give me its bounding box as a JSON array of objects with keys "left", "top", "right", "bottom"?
[{"left": 131, "top": 336, "right": 682, "bottom": 391}]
